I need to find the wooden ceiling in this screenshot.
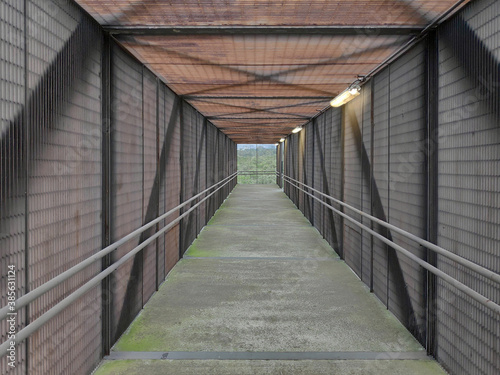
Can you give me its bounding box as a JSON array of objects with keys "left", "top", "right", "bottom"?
[{"left": 76, "top": 0, "right": 467, "bottom": 143}]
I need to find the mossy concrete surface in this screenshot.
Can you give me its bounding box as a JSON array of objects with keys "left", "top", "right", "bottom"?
[
  {"left": 95, "top": 359, "right": 446, "bottom": 375},
  {"left": 111, "top": 258, "right": 424, "bottom": 352},
  {"left": 185, "top": 225, "right": 338, "bottom": 258},
  {"left": 93, "top": 184, "right": 447, "bottom": 375},
  {"left": 207, "top": 206, "right": 310, "bottom": 227}
]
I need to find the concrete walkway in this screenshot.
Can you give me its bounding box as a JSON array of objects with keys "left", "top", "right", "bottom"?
[{"left": 94, "top": 184, "right": 447, "bottom": 375}]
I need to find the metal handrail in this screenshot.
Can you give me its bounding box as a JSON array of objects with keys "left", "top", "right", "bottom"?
[
  {"left": 282, "top": 173, "right": 500, "bottom": 284},
  {"left": 0, "top": 173, "right": 237, "bottom": 357},
  {"left": 282, "top": 174, "right": 500, "bottom": 315},
  {"left": 237, "top": 170, "right": 276, "bottom": 174},
  {"left": 0, "top": 171, "right": 237, "bottom": 321}
]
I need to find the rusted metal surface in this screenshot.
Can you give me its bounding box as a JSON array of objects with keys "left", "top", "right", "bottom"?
[
  {"left": 76, "top": 1, "right": 458, "bottom": 27},
  {"left": 73, "top": 0, "right": 466, "bottom": 144}
]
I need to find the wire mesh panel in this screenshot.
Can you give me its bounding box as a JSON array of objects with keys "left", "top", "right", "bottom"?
[
  {"left": 321, "top": 113, "right": 331, "bottom": 240},
  {"left": 0, "top": 0, "right": 27, "bottom": 372},
  {"left": 276, "top": 144, "right": 282, "bottom": 187},
  {"left": 298, "top": 127, "right": 306, "bottom": 212},
  {"left": 222, "top": 136, "right": 227, "bottom": 195},
  {"left": 206, "top": 122, "right": 217, "bottom": 220},
  {"left": 142, "top": 69, "right": 157, "bottom": 302},
  {"left": 288, "top": 134, "right": 299, "bottom": 206},
  {"left": 217, "top": 131, "right": 225, "bottom": 205},
  {"left": 226, "top": 134, "right": 231, "bottom": 188},
  {"left": 360, "top": 85, "right": 373, "bottom": 285},
  {"left": 224, "top": 134, "right": 229, "bottom": 198},
  {"left": 0, "top": 2, "right": 236, "bottom": 373},
  {"left": 24, "top": 1, "right": 103, "bottom": 373},
  {"left": 304, "top": 122, "right": 314, "bottom": 223},
  {"left": 180, "top": 104, "right": 196, "bottom": 255},
  {"left": 196, "top": 116, "right": 207, "bottom": 233},
  {"left": 294, "top": 133, "right": 300, "bottom": 205},
  {"left": 110, "top": 44, "right": 144, "bottom": 343},
  {"left": 283, "top": 139, "right": 289, "bottom": 196},
  {"left": 321, "top": 113, "right": 332, "bottom": 247},
  {"left": 277, "top": 3, "right": 500, "bottom": 373},
  {"left": 312, "top": 119, "right": 323, "bottom": 233},
  {"left": 228, "top": 139, "right": 233, "bottom": 187},
  {"left": 372, "top": 68, "right": 390, "bottom": 307},
  {"left": 229, "top": 141, "right": 237, "bottom": 190},
  {"left": 437, "top": 1, "right": 500, "bottom": 373},
  {"left": 225, "top": 137, "right": 231, "bottom": 192},
  {"left": 163, "top": 88, "right": 181, "bottom": 274},
  {"left": 388, "top": 42, "right": 427, "bottom": 341},
  {"left": 324, "top": 109, "right": 343, "bottom": 254},
  {"left": 157, "top": 84, "right": 166, "bottom": 283},
  {"left": 213, "top": 123, "right": 220, "bottom": 211},
  {"left": 343, "top": 97, "right": 363, "bottom": 277},
  {"left": 0, "top": 0, "right": 107, "bottom": 373}
]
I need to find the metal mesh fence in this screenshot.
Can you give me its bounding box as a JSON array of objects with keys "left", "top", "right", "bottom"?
[
  {"left": 282, "top": 2, "right": 500, "bottom": 373},
  {"left": 157, "top": 84, "right": 166, "bottom": 283},
  {"left": 304, "top": 121, "right": 314, "bottom": 223},
  {"left": 180, "top": 103, "right": 196, "bottom": 255},
  {"left": 360, "top": 84, "right": 372, "bottom": 287},
  {"left": 110, "top": 44, "right": 145, "bottom": 345},
  {"left": 25, "top": 1, "right": 103, "bottom": 373},
  {"left": 206, "top": 122, "right": 218, "bottom": 220},
  {"left": 0, "top": 1, "right": 235, "bottom": 373},
  {"left": 436, "top": 1, "right": 500, "bottom": 373},
  {"left": 162, "top": 86, "right": 181, "bottom": 275},
  {"left": 388, "top": 42, "right": 427, "bottom": 340},
  {"left": 142, "top": 69, "right": 158, "bottom": 304},
  {"left": 1, "top": 0, "right": 28, "bottom": 372},
  {"left": 312, "top": 119, "right": 323, "bottom": 234},
  {"left": 371, "top": 67, "right": 390, "bottom": 308},
  {"left": 343, "top": 97, "right": 363, "bottom": 277}
]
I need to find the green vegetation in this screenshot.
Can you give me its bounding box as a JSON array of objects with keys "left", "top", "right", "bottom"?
[{"left": 237, "top": 145, "right": 276, "bottom": 184}]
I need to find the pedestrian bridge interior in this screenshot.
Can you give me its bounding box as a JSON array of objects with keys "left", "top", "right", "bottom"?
[
  {"left": 0, "top": 0, "right": 499, "bottom": 374},
  {"left": 95, "top": 185, "right": 446, "bottom": 375}
]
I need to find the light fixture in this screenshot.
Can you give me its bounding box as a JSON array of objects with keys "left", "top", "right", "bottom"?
[
  {"left": 275, "top": 143, "right": 279, "bottom": 146},
  {"left": 330, "top": 83, "right": 361, "bottom": 107},
  {"left": 292, "top": 126, "right": 303, "bottom": 133},
  {"left": 279, "top": 138, "right": 285, "bottom": 142}
]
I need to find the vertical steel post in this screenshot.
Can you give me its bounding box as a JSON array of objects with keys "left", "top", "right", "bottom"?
[
  {"left": 204, "top": 118, "right": 208, "bottom": 224},
  {"left": 339, "top": 109, "right": 345, "bottom": 259},
  {"left": 360, "top": 90, "right": 365, "bottom": 279},
  {"left": 178, "top": 100, "right": 184, "bottom": 259},
  {"left": 386, "top": 66, "right": 391, "bottom": 309},
  {"left": 370, "top": 79, "right": 375, "bottom": 293},
  {"left": 100, "top": 34, "right": 112, "bottom": 356},
  {"left": 322, "top": 119, "right": 326, "bottom": 235},
  {"left": 163, "top": 86, "right": 167, "bottom": 281},
  {"left": 155, "top": 78, "right": 160, "bottom": 290},
  {"left": 23, "top": 0, "right": 30, "bottom": 371},
  {"left": 311, "top": 119, "right": 315, "bottom": 227},
  {"left": 276, "top": 144, "right": 279, "bottom": 186},
  {"left": 425, "top": 30, "right": 439, "bottom": 357},
  {"left": 140, "top": 67, "right": 145, "bottom": 307}
]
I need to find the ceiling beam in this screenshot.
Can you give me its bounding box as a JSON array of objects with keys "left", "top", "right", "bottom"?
[
  {"left": 207, "top": 116, "right": 309, "bottom": 120},
  {"left": 185, "top": 96, "right": 333, "bottom": 100},
  {"left": 105, "top": 25, "right": 422, "bottom": 36}
]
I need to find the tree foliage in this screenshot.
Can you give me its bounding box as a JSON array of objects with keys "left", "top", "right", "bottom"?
[{"left": 237, "top": 146, "right": 276, "bottom": 184}]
